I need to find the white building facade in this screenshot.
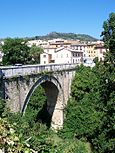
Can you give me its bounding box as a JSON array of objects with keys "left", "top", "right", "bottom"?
[{"left": 40, "top": 47, "right": 83, "bottom": 64}]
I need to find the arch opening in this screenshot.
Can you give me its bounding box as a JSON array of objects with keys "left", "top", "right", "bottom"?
[
  {"left": 22, "top": 75, "right": 64, "bottom": 129},
  {"left": 35, "top": 81, "right": 58, "bottom": 128}
]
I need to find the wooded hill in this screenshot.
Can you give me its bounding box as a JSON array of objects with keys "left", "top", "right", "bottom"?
[{"left": 30, "top": 32, "right": 98, "bottom": 41}]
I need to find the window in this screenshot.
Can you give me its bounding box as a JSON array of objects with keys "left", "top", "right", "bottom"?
[
  {"left": 100, "top": 49, "right": 103, "bottom": 53},
  {"left": 100, "top": 58, "right": 102, "bottom": 61},
  {"left": 74, "top": 53, "right": 77, "bottom": 57},
  {"left": 43, "top": 55, "right": 46, "bottom": 58}
]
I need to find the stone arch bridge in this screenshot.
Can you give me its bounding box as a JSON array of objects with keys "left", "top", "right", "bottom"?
[{"left": 0, "top": 63, "right": 77, "bottom": 129}]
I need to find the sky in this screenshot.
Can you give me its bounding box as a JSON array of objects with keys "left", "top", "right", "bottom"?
[{"left": 0, "top": 0, "right": 115, "bottom": 39}]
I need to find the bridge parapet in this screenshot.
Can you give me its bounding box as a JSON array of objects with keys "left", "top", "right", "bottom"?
[{"left": 0, "top": 63, "right": 77, "bottom": 78}]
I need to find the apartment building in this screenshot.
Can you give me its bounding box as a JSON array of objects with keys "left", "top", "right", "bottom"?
[
  {"left": 71, "top": 44, "right": 88, "bottom": 61},
  {"left": 87, "top": 41, "right": 106, "bottom": 61},
  {"left": 55, "top": 47, "right": 83, "bottom": 64},
  {"left": 40, "top": 46, "right": 56, "bottom": 64},
  {"left": 40, "top": 46, "right": 83, "bottom": 64},
  {"left": 87, "top": 43, "right": 97, "bottom": 60},
  {"left": 95, "top": 43, "right": 106, "bottom": 61}
]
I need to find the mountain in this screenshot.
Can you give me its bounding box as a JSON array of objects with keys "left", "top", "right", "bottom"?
[{"left": 31, "top": 32, "right": 98, "bottom": 42}]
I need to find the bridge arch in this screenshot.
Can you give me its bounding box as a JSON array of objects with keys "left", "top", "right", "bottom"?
[{"left": 22, "top": 75, "right": 64, "bottom": 129}]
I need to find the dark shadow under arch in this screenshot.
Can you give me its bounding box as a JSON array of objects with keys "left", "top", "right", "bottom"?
[{"left": 35, "top": 81, "right": 59, "bottom": 128}]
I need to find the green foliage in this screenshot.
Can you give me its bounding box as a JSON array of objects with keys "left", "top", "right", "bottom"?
[
  {"left": 62, "top": 14, "right": 115, "bottom": 150},
  {"left": 61, "top": 66, "right": 102, "bottom": 138},
  {"left": 99, "top": 13, "right": 115, "bottom": 153},
  {"left": 28, "top": 45, "right": 43, "bottom": 64},
  {"left": 0, "top": 117, "right": 36, "bottom": 152},
  {"left": 2, "top": 38, "right": 44, "bottom": 65},
  {"left": 2, "top": 38, "right": 30, "bottom": 65},
  {"left": 71, "top": 65, "right": 100, "bottom": 101},
  {"left": 0, "top": 98, "right": 5, "bottom": 116},
  {"left": 101, "top": 12, "right": 115, "bottom": 64},
  {"left": 93, "top": 57, "right": 99, "bottom": 64},
  {"left": 62, "top": 47, "right": 115, "bottom": 153}
]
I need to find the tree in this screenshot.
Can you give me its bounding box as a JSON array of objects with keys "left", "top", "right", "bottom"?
[
  {"left": 98, "top": 12, "right": 115, "bottom": 153},
  {"left": 62, "top": 13, "right": 115, "bottom": 153},
  {"left": 62, "top": 65, "right": 102, "bottom": 139},
  {"left": 101, "top": 12, "right": 115, "bottom": 64},
  {"left": 28, "top": 45, "right": 43, "bottom": 64},
  {"left": 2, "top": 38, "right": 30, "bottom": 65}
]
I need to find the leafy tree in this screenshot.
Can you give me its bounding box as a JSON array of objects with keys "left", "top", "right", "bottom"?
[
  {"left": 28, "top": 45, "right": 43, "bottom": 64},
  {"left": 61, "top": 65, "right": 102, "bottom": 138},
  {"left": 101, "top": 12, "right": 115, "bottom": 64},
  {"left": 97, "top": 12, "right": 115, "bottom": 153},
  {"left": 2, "top": 38, "right": 30, "bottom": 65},
  {"left": 62, "top": 13, "right": 115, "bottom": 153},
  {"left": 62, "top": 63, "right": 114, "bottom": 152}
]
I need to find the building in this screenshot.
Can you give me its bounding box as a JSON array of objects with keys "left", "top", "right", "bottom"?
[
  {"left": 55, "top": 47, "right": 83, "bottom": 64},
  {"left": 29, "top": 39, "right": 106, "bottom": 65},
  {"left": 87, "top": 41, "right": 106, "bottom": 61},
  {"left": 40, "top": 46, "right": 83, "bottom": 64},
  {"left": 87, "top": 43, "right": 97, "bottom": 60},
  {"left": 40, "top": 47, "right": 56, "bottom": 64},
  {"left": 27, "top": 40, "right": 49, "bottom": 48},
  {"left": 95, "top": 43, "right": 106, "bottom": 61},
  {"left": 70, "top": 44, "right": 88, "bottom": 61}
]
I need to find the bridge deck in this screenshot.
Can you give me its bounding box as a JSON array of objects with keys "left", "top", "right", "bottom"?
[{"left": 0, "top": 63, "right": 78, "bottom": 78}]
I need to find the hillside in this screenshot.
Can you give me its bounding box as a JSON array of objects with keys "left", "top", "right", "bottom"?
[{"left": 32, "top": 32, "right": 98, "bottom": 41}]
